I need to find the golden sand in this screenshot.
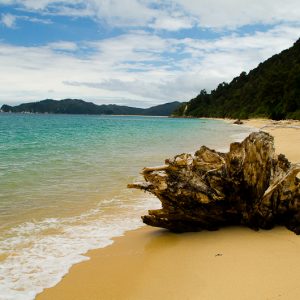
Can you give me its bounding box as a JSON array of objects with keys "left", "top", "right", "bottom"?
[
  {"left": 245, "top": 119, "right": 300, "bottom": 163},
  {"left": 37, "top": 119, "right": 300, "bottom": 300}
]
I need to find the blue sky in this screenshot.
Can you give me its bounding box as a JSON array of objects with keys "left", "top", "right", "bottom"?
[{"left": 0, "top": 0, "right": 299, "bottom": 107}]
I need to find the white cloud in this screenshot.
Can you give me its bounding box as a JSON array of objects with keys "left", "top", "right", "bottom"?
[
  {"left": 0, "top": 24, "right": 299, "bottom": 106},
  {"left": 8, "top": 0, "right": 156, "bottom": 26},
  {"left": 12, "top": 0, "right": 56, "bottom": 10},
  {"left": 3, "top": 0, "right": 300, "bottom": 31},
  {"left": 150, "top": 16, "right": 194, "bottom": 31},
  {"left": 47, "top": 41, "right": 78, "bottom": 51},
  {"left": 174, "top": 0, "right": 300, "bottom": 29},
  {"left": 90, "top": 0, "right": 155, "bottom": 26},
  {"left": 21, "top": 16, "right": 52, "bottom": 24},
  {"left": 0, "top": 12, "right": 52, "bottom": 28},
  {"left": 1, "top": 13, "right": 17, "bottom": 28}
]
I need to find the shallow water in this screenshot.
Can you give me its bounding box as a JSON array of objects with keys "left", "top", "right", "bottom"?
[{"left": 0, "top": 114, "right": 255, "bottom": 300}]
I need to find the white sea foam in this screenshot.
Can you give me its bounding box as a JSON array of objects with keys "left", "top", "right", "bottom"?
[{"left": 0, "top": 194, "right": 160, "bottom": 300}]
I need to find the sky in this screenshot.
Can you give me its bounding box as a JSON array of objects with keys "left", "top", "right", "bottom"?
[{"left": 0, "top": 1, "right": 299, "bottom": 107}]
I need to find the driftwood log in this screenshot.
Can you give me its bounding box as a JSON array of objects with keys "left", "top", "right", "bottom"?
[{"left": 128, "top": 132, "right": 300, "bottom": 234}]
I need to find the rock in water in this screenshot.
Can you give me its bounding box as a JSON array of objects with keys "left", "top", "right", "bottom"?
[
  {"left": 233, "top": 119, "right": 244, "bottom": 125},
  {"left": 128, "top": 132, "right": 300, "bottom": 234}
]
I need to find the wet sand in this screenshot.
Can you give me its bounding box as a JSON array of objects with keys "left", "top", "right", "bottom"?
[{"left": 37, "top": 119, "right": 300, "bottom": 300}]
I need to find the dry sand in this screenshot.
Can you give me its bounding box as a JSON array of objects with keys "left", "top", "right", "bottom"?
[
  {"left": 37, "top": 119, "right": 300, "bottom": 300},
  {"left": 245, "top": 119, "right": 300, "bottom": 163}
]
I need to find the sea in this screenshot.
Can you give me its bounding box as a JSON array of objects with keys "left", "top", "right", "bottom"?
[{"left": 0, "top": 113, "right": 256, "bottom": 300}]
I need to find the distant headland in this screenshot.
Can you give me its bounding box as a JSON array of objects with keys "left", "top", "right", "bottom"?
[{"left": 0, "top": 99, "right": 181, "bottom": 116}]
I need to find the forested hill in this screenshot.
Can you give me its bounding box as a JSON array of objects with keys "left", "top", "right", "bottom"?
[
  {"left": 1, "top": 99, "right": 181, "bottom": 116},
  {"left": 173, "top": 38, "right": 300, "bottom": 120}
]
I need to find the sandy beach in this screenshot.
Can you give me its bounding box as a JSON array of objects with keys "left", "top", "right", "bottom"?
[{"left": 37, "top": 119, "right": 300, "bottom": 300}]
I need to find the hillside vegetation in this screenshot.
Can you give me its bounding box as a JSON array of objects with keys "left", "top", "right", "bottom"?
[{"left": 173, "top": 39, "right": 300, "bottom": 120}]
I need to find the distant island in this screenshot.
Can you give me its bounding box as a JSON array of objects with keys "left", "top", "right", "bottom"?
[
  {"left": 0, "top": 99, "right": 181, "bottom": 116},
  {"left": 173, "top": 38, "right": 300, "bottom": 120}
]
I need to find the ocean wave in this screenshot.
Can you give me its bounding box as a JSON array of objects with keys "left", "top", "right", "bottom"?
[{"left": 0, "top": 194, "right": 160, "bottom": 300}]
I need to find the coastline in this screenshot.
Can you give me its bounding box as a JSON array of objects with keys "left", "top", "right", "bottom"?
[{"left": 37, "top": 118, "right": 300, "bottom": 300}]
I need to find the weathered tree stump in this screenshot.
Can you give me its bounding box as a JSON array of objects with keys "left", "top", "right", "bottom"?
[{"left": 128, "top": 132, "right": 300, "bottom": 234}]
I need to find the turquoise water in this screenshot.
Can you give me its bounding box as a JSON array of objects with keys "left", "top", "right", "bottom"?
[{"left": 0, "top": 114, "right": 255, "bottom": 299}]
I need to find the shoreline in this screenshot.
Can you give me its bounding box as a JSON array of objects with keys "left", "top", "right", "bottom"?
[
  {"left": 37, "top": 118, "right": 300, "bottom": 300},
  {"left": 38, "top": 226, "right": 300, "bottom": 300}
]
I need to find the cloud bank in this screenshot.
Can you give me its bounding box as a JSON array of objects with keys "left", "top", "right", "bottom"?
[
  {"left": 0, "top": 1, "right": 299, "bottom": 106},
  {"left": 3, "top": 0, "right": 300, "bottom": 29}
]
